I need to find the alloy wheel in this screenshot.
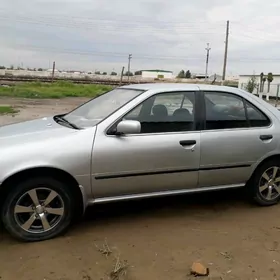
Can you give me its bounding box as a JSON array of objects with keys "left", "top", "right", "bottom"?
[
  {"left": 259, "top": 166, "right": 280, "bottom": 201},
  {"left": 14, "top": 188, "right": 65, "bottom": 233}
]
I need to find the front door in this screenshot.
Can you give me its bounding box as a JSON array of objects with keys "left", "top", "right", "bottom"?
[
  {"left": 199, "top": 90, "right": 278, "bottom": 187},
  {"left": 91, "top": 91, "right": 201, "bottom": 198}
]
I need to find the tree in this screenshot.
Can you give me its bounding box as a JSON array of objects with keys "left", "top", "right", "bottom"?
[
  {"left": 38, "top": 68, "right": 43, "bottom": 71},
  {"left": 267, "top": 72, "right": 273, "bottom": 93},
  {"left": 185, "top": 70, "right": 191, "bottom": 78},
  {"left": 0, "top": 66, "right": 6, "bottom": 69},
  {"left": 95, "top": 71, "right": 100, "bottom": 75},
  {"left": 244, "top": 75, "right": 258, "bottom": 93},
  {"left": 260, "top": 72, "right": 264, "bottom": 92},
  {"left": 111, "top": 71, "right": 117, "bottom": 76},
  {"left": 262, "top": 77, "right": 266, "bottom": 93},
  {"left": 125, "top": 71, "right": 133, "bottom": 76},
  {"left": 177, "top": 70, "right": 185, "bottom": 78},
  {"left": 102, "top": 72, "right": 107, "bottom": 75}
]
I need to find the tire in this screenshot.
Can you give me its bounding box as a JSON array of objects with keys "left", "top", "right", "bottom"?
[
  {"left": 250, "top": 159, "right": 280, "bottom": 206},
  {"left": 1, "top": 177, "right": 73, "bottom": 242}
]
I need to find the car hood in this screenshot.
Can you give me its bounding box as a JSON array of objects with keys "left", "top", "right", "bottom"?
[
  {"left": 0, "top": 116, "right": 68, "bottom": 138},
  {"left": 0, "top": 116, "right": 97, "bottom": 182},
  {"left": 0, "top": 116, "right": 81, "bottom": 148}
]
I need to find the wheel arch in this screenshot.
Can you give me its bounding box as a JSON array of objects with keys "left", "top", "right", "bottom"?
[
  {"left": 0, "top": 166, "right": 85, "bottom": 218},
  {"left": 247, "top": 154, "right": 280, "bottom": 185}
]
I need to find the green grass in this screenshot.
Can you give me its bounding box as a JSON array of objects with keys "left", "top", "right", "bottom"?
[
  {"left": 0, "top": 106, "right": 19, "bottom": 115},
  {"left": 0, "top": 81, "right": 113, "bottom": 99}
]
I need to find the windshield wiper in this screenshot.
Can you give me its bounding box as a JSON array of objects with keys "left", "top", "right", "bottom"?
[{"left": 54, "top": 115, "right": 81, "bottom": 130}]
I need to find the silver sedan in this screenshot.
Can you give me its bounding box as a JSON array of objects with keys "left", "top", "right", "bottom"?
[{"left": 0, "top": 83, "right": 280, "bottom": 242}]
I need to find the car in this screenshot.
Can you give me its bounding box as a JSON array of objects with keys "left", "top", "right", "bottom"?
[{"left": 1, "top": 83, "right": 280, "bottom": 242}]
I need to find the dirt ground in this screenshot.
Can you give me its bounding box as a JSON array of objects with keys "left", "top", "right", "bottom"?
[{"left": 1, "top": 97, "right": 280, "bottom": 280}]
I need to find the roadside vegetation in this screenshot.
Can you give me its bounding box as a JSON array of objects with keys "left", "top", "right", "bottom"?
[
  {"left": 0, "top": 81, "right": 113, "bottom": 99},
  {"left": 0, "top": 106, "right": 18, "bottom": 115}
]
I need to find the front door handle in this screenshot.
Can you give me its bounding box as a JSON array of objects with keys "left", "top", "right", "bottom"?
[
  {"left": 260, "top": 135, "right": 273, "bottom": 141},
  {"left": 179, "top": 140, "right": 196, "bottom": 146}
]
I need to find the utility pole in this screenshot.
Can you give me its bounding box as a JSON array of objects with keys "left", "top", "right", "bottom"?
[
  {"left": 222, "top": 20, "right": 229, "bottom": 81},
  {"left": 51, "top": 61, "right": 55, "bottom": 83},
  {"left": 128, "top": 54, "right": 132, "bottom": 82},
  {"left": 120, "top": 66, "right": 125, "bottom": 86},
  {"left": 205, "top": 43, "right": 211, "bottom": 81}
]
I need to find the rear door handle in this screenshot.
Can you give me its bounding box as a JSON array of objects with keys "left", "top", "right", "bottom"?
[
  {"left": 179, "top": 140, "right": 196, "bottom": 146},
  {"left": 260, "top": 135, "right": 273, "bottom": 141}
]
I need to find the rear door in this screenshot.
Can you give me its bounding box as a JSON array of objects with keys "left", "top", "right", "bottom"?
[{"left": 199, "top": 90, "right": 278, "bottom": 188}]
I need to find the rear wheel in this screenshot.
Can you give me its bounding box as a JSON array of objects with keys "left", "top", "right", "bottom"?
[
  {"left": 1, "top": 177, "right": 73, "bottom": 242},
  {"left": 251, "top": 160, "right": 280, "bottom": 206}
]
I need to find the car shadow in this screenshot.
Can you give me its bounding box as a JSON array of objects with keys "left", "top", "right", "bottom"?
[
  {"left": 75, "top": 187, "right": 257, "bottom": 231},
  {"left": 0, "top": 187, "right": 258, "bottom": 242}
]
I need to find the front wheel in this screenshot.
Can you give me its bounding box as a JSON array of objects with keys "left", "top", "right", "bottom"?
[
  {"left": 250, "top": 160, "right": 280, "bottom": 206},
  {"left": 2, "top": 177, "right": 73, "bottom": 242}
]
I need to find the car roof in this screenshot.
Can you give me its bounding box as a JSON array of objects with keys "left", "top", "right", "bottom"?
[{"left": 120, "top": 83, "right": 237, "bottom": 93}]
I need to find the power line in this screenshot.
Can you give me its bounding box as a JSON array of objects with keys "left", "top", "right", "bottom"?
[
  {"left": 231, "top": 33, "right": 280, "bottom": 43},
  {"left": 6, "top": 43, "right": 280, "bottom": 63},
  {"left": 0, "top": 18, "right": 225, "bottom": 34},
  {"left": 0, "top": 13, "right": 226, "bottom": 33},
  {"left": 2, "top": 14, "right": 278, "bottom": 46},
  {"left": 0, "top": 10, "right": 227, "bottom": 25},
  {"left": 2, "top": 44, "right": 208, "bottom": 61},
  {"left": 233, "top": 21, "right": 278, "bottom": 36}
]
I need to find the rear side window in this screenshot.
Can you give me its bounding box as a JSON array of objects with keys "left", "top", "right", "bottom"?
[
  {"left": 204, "top": 92, "right": 247, "bottom": 130},
  {"left": 245, "top": 101, "right": 271, "bottom": 127},
  {"left": 204, "top": 91, "right": 270, "bottom": 130}
]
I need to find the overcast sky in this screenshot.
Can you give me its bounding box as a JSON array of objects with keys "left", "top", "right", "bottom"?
[{"left": 1, "top": 0, "right": 280, "bottom": 76}]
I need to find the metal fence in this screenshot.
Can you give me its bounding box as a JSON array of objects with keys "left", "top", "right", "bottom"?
[{"left": 239, "top": 83, "right": 280, "bottom": 107}]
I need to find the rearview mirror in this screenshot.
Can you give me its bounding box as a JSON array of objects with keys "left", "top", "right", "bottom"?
[{"left": 116, "top": 120, "right": 141, "bottom": 135}]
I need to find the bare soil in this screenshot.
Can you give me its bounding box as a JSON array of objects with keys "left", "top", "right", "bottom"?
[{"left": 1, "top": 97, "right": 280, "bottom": 280}]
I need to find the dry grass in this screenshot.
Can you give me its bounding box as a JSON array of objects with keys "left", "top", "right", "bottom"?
[
  {"left": 95, "top": 239, "right": 129, "bottom": 280},
  {"left": 95, "top": 239, "right": 112, "bottom": 258},
  {"left": 110, "top": 255, "right": 129, "bottom": 280}
]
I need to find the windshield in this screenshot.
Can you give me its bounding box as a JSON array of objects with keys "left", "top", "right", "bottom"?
[{"left": 63, "top": 88, "right": 143, "bottom": 128}]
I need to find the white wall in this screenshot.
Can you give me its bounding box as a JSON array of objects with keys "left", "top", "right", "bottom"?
[
  {"left": 239, "top": 75, "right": 280, "bottom": 97},
  {"left": 0, "top": 69, "right": 118, "bottom": 80},
  {"left": 1, "top": 69, "right": 174, "bottom": 80},
  {"left": 141, "top": 71, "right": 173, "bottom": 79}
]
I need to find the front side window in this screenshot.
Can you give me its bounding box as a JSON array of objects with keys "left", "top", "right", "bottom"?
[
  {"left": 123, "top": 91, "right": 195, "bottom": 133},
  {"left": 204, "top": 91, "right": 247, "bottom": 130},
  {"left": 63, "top": 88, "right": 143, "bottom": 128}
]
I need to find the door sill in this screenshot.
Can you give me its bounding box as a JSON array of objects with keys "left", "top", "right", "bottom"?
[{"left": 89, "top": 184, "right": 244, "bottom": 205}]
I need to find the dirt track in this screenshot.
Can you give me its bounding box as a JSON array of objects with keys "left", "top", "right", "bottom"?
[{"left": 1, "top": 97, "right": 280, "bottom": 280}]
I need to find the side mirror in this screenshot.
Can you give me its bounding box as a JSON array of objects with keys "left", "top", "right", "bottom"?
[{"left": 116, "top": 120, "right": 141, "bottom": 135}]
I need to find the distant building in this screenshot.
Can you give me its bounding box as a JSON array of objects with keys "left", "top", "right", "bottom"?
[
  {"left": 209, "top": 74, "right": 222, "bottom": 82},
  {"left": 226, "top": 75, "right": 239, "bottom": 81},
  {"left": 46, "top": 68, "right": 59, "bottom": 72},
  {"left": 192, "top": 73, "right": 209, "bottom": 80},
  {"left": 135, "top": 69, "right": 173, "bottom": 79}
]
